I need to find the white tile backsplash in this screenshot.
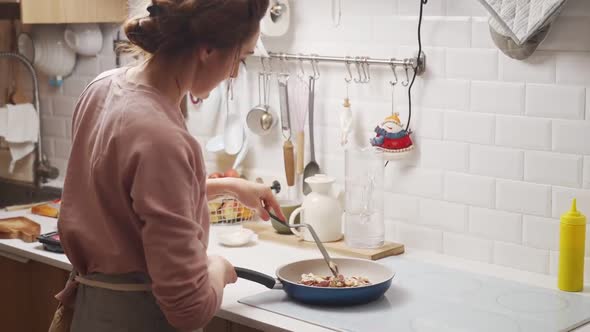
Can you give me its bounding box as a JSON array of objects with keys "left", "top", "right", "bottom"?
[
  {"left": 556, "top": 52, "right": 590, "bottom": 85},
  {"left": 446, "top": 49, "right": 498, "bottom": 80},
  {"left": 499, "top": 52, "right": 556, "bottom": 83},
  {"left": 30, "top": 4, "right": 590, "bottom": 276},
  {"left": 538, "top": 17, "right": 590, "bottom": 52},
  {"left": 469, "top": 207, "right": 522, "bottom": 243},
  {"left": 421, "top": 17, "right": 472, "bottom": 48},
  {"left": 524, "top": 151, "right": 583, "bottom": 187},
  {"left": 397, "top": 222, "right": 443, "bottom": 252},
  {"left": 494, "top": 242, "right": 550, "bottom": 274},
  {"left": 444, "top": 172, "right": 495, "bottom": 208},
  {"left": 523, "top": 215, "right": 560, "bottom": 251},
  {"left": 418, "top": 79, "right": 470, "bottom": 110},
  {"left": 385, "top": 167, "right": 444, "bottom": 199},
  {"left": 525, "top": 84, "right": 586, "bottom": 120},
  {"left": 418, "top": 198, "right": 468, "bottom": 232},
  {"left": 398, "top": 0, "right": 444, "bottom": 16},
  {"left": 419, "top": 139, "right": 468, "bottom": 171},
  {"left": 553, "top": 120, "right": 590, "bottom": 155},
  {"left": 552, "top": 187, "right": 590, "bottom": 219},
  {"left": 445, "top": 0, "right": 488, "bottom": 17},
  {"left": 417, "top": 108, "right": 444, "bottom": 139},
  {"left": 341, "top": 0, "right": 397, "bottom": 16},
  {"left": 469, "top": 145, "right": 524, "bottom": 180},
  {"left": 471, "top": 17, "right": 495, "bottom": 49},
  {"left": 496, "top": 180, "right": 552, "bottom": 216},
  {"left": 384, "top": 192, "right": 419, "bottom": 222},
  {"left": 496, "top": 116, "right": 552, "bottom": 150},
  {"left": 470, "top": 81, "right": 525, "bottom": 115},
  {"left": 444, "top": 111, "right": 495, "bottom": 144},
  {"left": 443, "top": 232, "right": 493, "bottom": 263}
]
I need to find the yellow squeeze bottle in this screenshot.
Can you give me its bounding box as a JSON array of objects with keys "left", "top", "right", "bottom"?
[{"left": 558, "top": 199, "right": 586, "bottom": 292}]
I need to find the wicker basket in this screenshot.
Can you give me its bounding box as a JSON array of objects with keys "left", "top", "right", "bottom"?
[{"left": 208, "top": 196, "right": 254, "bottom": 225}]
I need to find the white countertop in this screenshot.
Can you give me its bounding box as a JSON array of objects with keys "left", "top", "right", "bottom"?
[{"left": 1, "top": 210, "right": 589, "bottom": 332}]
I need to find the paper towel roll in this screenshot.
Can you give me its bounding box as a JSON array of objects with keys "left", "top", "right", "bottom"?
[{"left": 260, "top": 0, "right": 290, "bottom": 37}]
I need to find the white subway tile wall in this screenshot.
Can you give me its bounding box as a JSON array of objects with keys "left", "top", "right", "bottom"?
[
  {"left": 494, "top": 242, "right": 550, "bottom": 274},
  {"left": 499, "top": 52, "right": 556, "bottom": 83},
  {"left": 34, "top": 0, "right": 590, "bottom": 275},
  {"left": 468, "top": 207, "right": 523, "bottom": 243},
  {"left": 443, "top": 232, "right": 493, "bottom": 263},
  {"left": 523, "top": 215, "right": 560, "bottom": 251},
  {"left": 470, "top": 81, "right": 525, "bottom": 115},
  {"left": 524, "top": 151, "right": 583, "bottom": 187}
]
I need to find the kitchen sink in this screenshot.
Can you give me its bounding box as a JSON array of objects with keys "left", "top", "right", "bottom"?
[{"left": 0, "top": 180, "right": 61, "bottom": 208}]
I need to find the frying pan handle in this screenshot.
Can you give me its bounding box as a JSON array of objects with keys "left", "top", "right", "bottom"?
[{"left": 235, "top": 267, "right": 281, "bottom": 289}]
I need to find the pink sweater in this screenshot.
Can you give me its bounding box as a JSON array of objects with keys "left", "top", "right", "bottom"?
[{"left": 57, "top": 68, "right": 218, "bottom": 330}]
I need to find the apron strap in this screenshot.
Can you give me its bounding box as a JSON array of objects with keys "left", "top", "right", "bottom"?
[{"left": 75, "top": 275, "right": 152, "bottom": 292}]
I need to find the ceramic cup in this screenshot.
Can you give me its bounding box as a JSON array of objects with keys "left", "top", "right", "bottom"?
[
  {"left": 271, "top": 200, "right": 300, "bottom": 234},
  {"left": 64, "top": 23, "right": 103, "bottom": 56}
]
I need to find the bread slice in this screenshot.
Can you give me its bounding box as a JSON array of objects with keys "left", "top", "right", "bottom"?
[
  {"left": 0, "top": 217, "right": 41, "bottom": 243},
  {"left": 31, "top": 200, "right": 60, "bottom": 218}
]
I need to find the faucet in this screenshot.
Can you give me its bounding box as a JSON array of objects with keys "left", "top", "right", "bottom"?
[{"left": 0, "top": 51, "right": 59, "bottom": 186}]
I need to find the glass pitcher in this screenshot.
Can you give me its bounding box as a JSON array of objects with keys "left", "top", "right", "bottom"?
[{"left": 344, "top": 148, "right": 385, "bottom": 248}]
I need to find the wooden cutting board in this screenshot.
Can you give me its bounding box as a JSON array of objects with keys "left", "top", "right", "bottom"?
[{"left": 243, "top": 222, "right": 404, "bottom": 260}]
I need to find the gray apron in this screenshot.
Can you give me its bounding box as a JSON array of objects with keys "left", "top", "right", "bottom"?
[{"left": 71, "top": 272, "right": 201, "bottom": 332}]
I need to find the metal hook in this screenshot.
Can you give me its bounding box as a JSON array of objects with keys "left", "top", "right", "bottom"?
[
  {"left": 343, "top": 57, "right": 353, "bottom": 83},
  {"left": 389, "top": 62, "right": 398, "bottom": 86},
  {"left": 260, "top": 57, "right": 268, "bottom": 74},
  {"left": 362, "top": 57, "right": 371, "bottom": 83},
  {"left": 298, "top": 54, "right": 305, "bottom": 78},
  {"left": 310, "top": 54, "right": 320, "bottom": 80},
  {"left": 279, "top": 55, "right": 289, "bottom": 75},
  {"left": 401, "top": 65, "right": 410, "bottom": 87},
  {"left": 354, "top": 57, "right": 363, "bottom": 83}
]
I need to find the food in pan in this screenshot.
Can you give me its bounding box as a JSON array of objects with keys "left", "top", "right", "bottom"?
[{"left": 299, "top": 273, "right": 371, "bottom": 288}]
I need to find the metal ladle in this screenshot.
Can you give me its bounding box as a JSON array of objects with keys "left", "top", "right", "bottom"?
[{"left": 260, "top": 67, "right": 273, "bottom": 130}]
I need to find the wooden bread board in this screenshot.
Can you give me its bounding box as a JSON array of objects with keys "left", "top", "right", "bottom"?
[
  {"left": 0, "top": 216, "right": 41, "bottom": 243},
  {"left": 243, "top": 222, "right": 404, "bottom": 260}
]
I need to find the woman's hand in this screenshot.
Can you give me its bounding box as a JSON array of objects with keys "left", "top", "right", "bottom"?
[
  {"left": 228, "top": 178, "right": 285, "bottom": 221},
  {"left": 208, "top": 254, "right": 237, "bottom": 286}
]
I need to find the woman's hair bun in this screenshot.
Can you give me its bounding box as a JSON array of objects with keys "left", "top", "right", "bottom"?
[
  {"left": 123, "top": 16, "right": 162, "bottom": 54},
  {"left": 123, "top": 0, "right": 269, "bottom": 56}
]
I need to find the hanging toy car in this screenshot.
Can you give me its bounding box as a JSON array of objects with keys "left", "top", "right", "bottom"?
[{"left": 370, "top": 112, "right": 413, "bottom": 156}]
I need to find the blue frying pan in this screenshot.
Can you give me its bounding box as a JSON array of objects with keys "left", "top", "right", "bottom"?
[
  {"left": 235, "top": 258, "right": 394, "bottom": 306},
  {"left": 235, "top": 207, "right": 395, "bottom": 305}
]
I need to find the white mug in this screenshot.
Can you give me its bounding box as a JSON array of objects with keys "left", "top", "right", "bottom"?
[{"left": 64, "top": 23, "right": 103, "bottom": 56}]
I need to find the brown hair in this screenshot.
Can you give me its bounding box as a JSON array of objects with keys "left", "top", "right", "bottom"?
[{"left": 123, "top": 0, "right": 269, "bottom": 56}]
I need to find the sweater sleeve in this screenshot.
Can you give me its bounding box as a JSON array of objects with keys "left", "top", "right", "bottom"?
[{"left": 129, "top": 131, "right": 219, "bottom": 330}]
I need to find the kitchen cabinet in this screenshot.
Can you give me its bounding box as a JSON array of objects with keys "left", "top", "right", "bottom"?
[
  {"left": 0, "top": 254, "right": 69, "bottom": 332},
  {"left": 20, "top": 0, "right": 127, "bottom": 24},
  {"left": 0, "top": 254, "right": 261, "bottom": 332}
]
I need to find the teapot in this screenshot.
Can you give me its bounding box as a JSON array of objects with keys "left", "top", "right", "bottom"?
[{"left": 288, "top": 174, "right": 343, "bottom": 242}]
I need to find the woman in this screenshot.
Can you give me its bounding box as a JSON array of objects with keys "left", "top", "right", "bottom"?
[{"left": 55, "top": 0, "right": 283, "bottom": 331}]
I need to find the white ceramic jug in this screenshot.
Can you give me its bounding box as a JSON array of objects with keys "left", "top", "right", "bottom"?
[{"left": 288, "top": 174, "right": 343, "bottom": 242}]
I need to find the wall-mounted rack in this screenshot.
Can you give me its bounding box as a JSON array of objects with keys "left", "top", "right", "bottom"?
[{"left": 262, "top": 51, "right": 427, "bottom": 77}]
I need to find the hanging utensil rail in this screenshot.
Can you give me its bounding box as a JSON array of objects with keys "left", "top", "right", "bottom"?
[{"left": 263, "top": 51, "right": 426, "bottom": 75}]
